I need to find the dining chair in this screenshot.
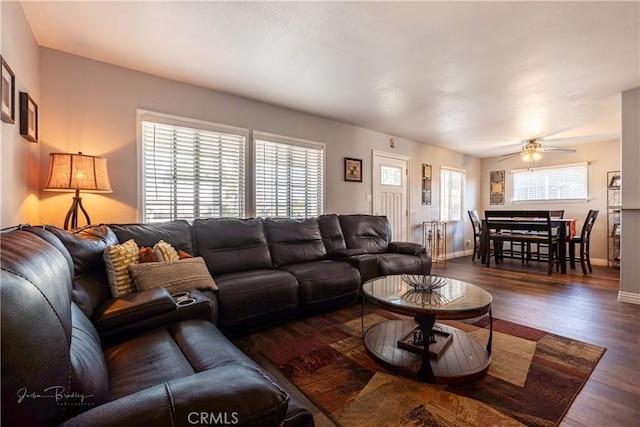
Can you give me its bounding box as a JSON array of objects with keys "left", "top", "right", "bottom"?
[
  {"left": 468, "top": 210, "right": 483, "bottom": 261},
  {"left": 530, "top": 209, "right": 565, "bottom": 264},
  {"left": 550, "top": 210, "right": 565, "bottom": 219},
  {"left": 484, "top": 210, "right": 559, "bottom": 275},
  {"left": 569, "top": 210, "right": 599, "bottom": 274}
]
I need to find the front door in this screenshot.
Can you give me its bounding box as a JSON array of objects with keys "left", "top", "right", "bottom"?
[{"left": 372, "top": 151, "right": 410, "bottom": 241}]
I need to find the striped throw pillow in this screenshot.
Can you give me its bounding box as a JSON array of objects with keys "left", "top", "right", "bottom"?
[{"left": 103, "top": 239, "right": 140, "bottom": 297}]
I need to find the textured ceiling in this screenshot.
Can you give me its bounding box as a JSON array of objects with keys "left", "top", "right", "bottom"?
[{"left": 20, "top": 1, "right": 640, "bottom": 157}]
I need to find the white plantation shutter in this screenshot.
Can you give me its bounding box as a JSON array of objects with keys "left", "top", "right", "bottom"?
[
  {"left": 255, "top": 133, "right": 324, "bottom": 218},
  {"left": 140, "top": 114, "right": 246, "bottom": 222},
  {"left": 440, "top": 167, "right": 465, "bottom": 221},
  {"left": 512, "top": 162, "right": 588, "bottom": 202}
]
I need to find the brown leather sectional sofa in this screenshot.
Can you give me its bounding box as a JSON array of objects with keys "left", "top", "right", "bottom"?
[{"left": 1, "top": 214, "right": 431, "bottom": 426}]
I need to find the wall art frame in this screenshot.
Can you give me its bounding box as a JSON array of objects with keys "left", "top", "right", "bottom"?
[
  {"left": 1, "top": 56, "right": 15, "bottom": 124},
  {"left": 344, "top": 157, "right": 362, "bottom": 182},
  {"left": 490, "top": 170, "right": 505, "bottom": 205},
  {"left": 19, "top": 92, "right": 38, "bottom": 142},
  {"left": 422, "top": 164, "right": 432, "bottom": 205}
]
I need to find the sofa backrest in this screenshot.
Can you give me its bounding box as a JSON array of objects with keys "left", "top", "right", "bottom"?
[
  {"left": 338, "top": 214, "right": 391, "bottom": 254},
  {"left": 1, "top": 229, "right": 109, "bottom": 426},
  {"left": 46, "top": 224, "right": 119, "bottom": 318},
  {"left": 318, "top": 214, "right": 347, "bottom": 254},
  {"left": 264, "top": 217, "right": 327, "bottom": 267},
  {"left": 109, "top": 220, "right": 195, "bottom": 255},
  {"left": 193, "top": 218, "right": 273, "bottom": 275}
]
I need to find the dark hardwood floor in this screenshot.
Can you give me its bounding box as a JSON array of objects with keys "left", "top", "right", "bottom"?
[
  {"left": 431, "top": 256, "right": 639, "bottom": 427},
  {"left": 237, "top": 257, "right": 640, "bottom": 426}
]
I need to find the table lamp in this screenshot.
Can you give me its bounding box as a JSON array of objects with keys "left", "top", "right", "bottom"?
[{"left": 44, "top": 152, "right": 112, "bottom": 229}]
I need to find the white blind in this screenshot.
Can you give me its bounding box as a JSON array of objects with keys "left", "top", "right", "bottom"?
[
  {"left": 440, "top": 167, "right": 465, "bottom": 221},
  {"left": 141, "top": 118, "right": 246, "bottom": 222},
  {"left": 512, "top": 163, "right": 588, "bottom": 202},
  {"left": 255, "top": 135, "right": 324, "bottom": 218}
]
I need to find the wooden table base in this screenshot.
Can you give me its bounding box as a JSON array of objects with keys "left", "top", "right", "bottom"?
[{"left": 363, "top": 319, "right": 490, "bottom": 383}]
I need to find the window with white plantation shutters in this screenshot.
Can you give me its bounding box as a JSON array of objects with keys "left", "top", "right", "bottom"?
[
  {"left": 440, "top": 167, "right": 465, "bottom": 221},
  {"left": 255, "top": 133, "right": 324, "bottom": 218},
  {"left": 139, "top": 113, "right": 247, "bottom": 222},
  {"left": 512, "top": 162, "right": 588, "bottom": 202}
]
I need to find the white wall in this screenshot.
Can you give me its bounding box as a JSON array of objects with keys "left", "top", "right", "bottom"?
[
  {"left": 38, "top": 48, "right": 481, "bottom": 249},
  {"left": 620, "top": 88, "right": 640, "bottom": 303},
  {"left": 480, "top": 139, "right": 621, "bottom": 262},
  {"left": 0, "top": 1, "right": 40, "bottom": 227}
]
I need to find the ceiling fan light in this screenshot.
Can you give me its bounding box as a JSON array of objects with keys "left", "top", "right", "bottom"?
[{"left": 532, "top": 151, "right": 543, "bottom": 161}]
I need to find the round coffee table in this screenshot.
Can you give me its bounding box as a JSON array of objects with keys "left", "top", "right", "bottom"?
[{"left": 362, "top": 274, "right": 493, "bottom": 383}]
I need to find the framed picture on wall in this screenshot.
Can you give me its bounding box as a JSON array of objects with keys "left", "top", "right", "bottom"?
[
  {"left": 344, "top": 157, "right": 362, "bottom": 182},
  {"left": 608, "top": 174, "right": 621, "bottom": 188},
  {"left": 1, "top": 56, "right": 15, "bottom": 124},
  {"left": 19, "top": 92, "right": 38, "bottom": 142},
  {"left": 422, "top": 164, "right": 432, "bottom": 205},
  {"left": 490, "top": 170, "right": 505, "bottom": 205}
]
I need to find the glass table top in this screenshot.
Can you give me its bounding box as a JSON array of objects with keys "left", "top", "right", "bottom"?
[{"left": 362, "top": 274, "right": 492, "bottom": 318}]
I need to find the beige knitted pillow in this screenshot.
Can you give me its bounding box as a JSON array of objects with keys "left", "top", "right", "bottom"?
[
  {"left": 103, "top": 239, "right": 140, "bottom": 297},
  {"left": 153, "top": 240, "right": 179, "bottom": 262},
  {"left": 127, "top": 257, "right": 218, "bottom": 295}
]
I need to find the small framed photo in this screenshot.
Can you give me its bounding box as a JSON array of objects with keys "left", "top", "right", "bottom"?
[
  {"left": 608, "top": 174, "right": 621, "bottom": 188},
  {"left": 19, "top": 92, "right": 38, "bottom": 142},
  {"left": 344, "top": 157, "right": 363, "bottom": 182},
  {"left": 612, "top": 223, "right": 621, "bottom": 237},
  {"left": 1, "top": 56, "right": 15, "bottom": 124}
]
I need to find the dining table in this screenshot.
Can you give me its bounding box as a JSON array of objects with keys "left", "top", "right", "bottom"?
[{"left": 481, "top": 212, "right": 576, "bottom": 274}]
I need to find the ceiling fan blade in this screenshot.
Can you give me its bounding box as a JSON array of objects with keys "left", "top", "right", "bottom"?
[
  {"left": 540, "top": 147, "right": 577, "bottom": 153},
  {"left": 498, "top": 152, "right": 521, "bottom": 162}
]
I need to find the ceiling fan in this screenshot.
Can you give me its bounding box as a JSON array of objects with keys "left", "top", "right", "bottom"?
[{"left": 498, "top": 138, "right": 576, "bottom": 163}]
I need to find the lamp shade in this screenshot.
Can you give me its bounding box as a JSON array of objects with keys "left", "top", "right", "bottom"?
[{"left": 45, "top": 152, "right": 112, "bottom": 192}]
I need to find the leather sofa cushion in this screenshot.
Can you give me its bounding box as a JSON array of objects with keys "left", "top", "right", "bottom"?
[
  {"left": 339, "top": 214, "right": 391, "bottom": 253},
  {"left": 106, "top": 319, "right": 263, "bottom": 398},
  {"left": 319, "top": 214, "right": 347, "bottom": 254},
  {"left": 74, "top": 270, "right": 112, "bottom": 319},
  {"left": 46, "top": 225, "right": 119, "bottom": 277},
  {"left": 193, "top": 218, "right": 273, "bottom": 275},
  {"left": 265, "top": 217, "right": 327, "bottom": 267},
  {"left": 281, "top": 260, "right": 360, "bottom": 310},
  {"left": 214, "top": 269, "right": 298, "bottom": 335},
  {"left": 1, "top": 230, "right": 98, "bottom": 426},
  {"left": 69, "top": 304, "right": 110, "bottom": 416},
  {"left": 67, "top": 364, "right": 289, "bottom": 427},
  {"left": 110, "top": 220, "right": 195, "bottom": 255},
  {"left": 44, "top": 225, "right": 118, "bottom": 318},
  {"left": 378, "top": 253, "right": 431, "bottom": 276}
]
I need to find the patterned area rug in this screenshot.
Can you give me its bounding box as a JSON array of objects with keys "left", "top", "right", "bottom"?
[{"left": 233, "top": 304, "right": 605, "bottom": 427}]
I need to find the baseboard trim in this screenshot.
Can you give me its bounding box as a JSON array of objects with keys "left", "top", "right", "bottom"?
[
  {"left": 447, "top": 252, "right": 611, "bottom": 267},
  {"left": 589, "top": 258, "right": 608, "bottom": 267},
  {"left": 618, "top": 291, "right": 640, "bottom": 305}
]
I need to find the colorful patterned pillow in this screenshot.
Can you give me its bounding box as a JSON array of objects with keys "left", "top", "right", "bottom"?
[
  {"left": 178, "top": 249, "right": 193, "bottom": 260},
  {"left": 139, "top": 246, "right": 158, "bottom": 263},
  {"left": 103, "top": 239, "right": 140, "bottom": 297}
]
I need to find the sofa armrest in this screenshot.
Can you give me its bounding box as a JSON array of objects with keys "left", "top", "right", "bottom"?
[
  {"left": 327, "top": 248, "right": 369, "bottom": 257},
  {"left": 59, "top": 366, "right": 289, "bottom": 427},
  {"left": 98, "top": 289, "right": 218, "bottom": 343},
  {"left": 93, "top": 287, "right": 176, "bottom": 332},
  {"left": 388, "top": 241, "right": 426, "bottom": 255}
]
